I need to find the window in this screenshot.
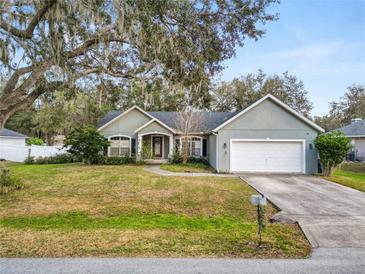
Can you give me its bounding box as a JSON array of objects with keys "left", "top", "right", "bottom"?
[
  {"left": 109, "top": 136, "right": 131, "bottom": 156},
  {"left": 191, "top": 137, "right": 201, "bottom": 156},
  {"left": 180, "top": 136, "right": 202, "bottom": 157},
  {"left": 131, "top": 138, "right": 136, "bottom": 156},
  {"left": 174, "top": 139, "right": 180, "bottom": 153}
]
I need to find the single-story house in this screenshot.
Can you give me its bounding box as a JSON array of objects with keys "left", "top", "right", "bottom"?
[
  {"left": 0, "top": 128, "right": 28, "bottom": 146},
  {"left": 335, "top": 118, "right": 365, "bottom": 162},
  {"left": 97, "top": 94, "right": 325, "bottom": 174}
]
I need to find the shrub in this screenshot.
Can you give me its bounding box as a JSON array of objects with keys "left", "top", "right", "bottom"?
[
  {"left": 26, "top": 137, "right": 45, "bottom": 146},
  {"left": 64, "top": 127, "right": 110, "bottom": 164},
  {"left": 24, "top": 156, "right": 35, "bottom": 164},
  {"left": 102, "top": 156, "right": 135, "bottom": 165},
  {"left": 169, "top": 152, "right": 209, "bottom": 165},
  {"left": 169, "top": 151, "right": 183, "bottom": 164},
  {"left": 314, "top": 131, "right": 353, "bottom": 176},
  {"left": 187, "top": 156, "right": 209, "bottom": 165},
  {"left": 140, "top": 141, "right": 152, "bottom": 160},
  {"left": 33, "top": 153, "right": 79, "bottom": 164},
  {"left": 0, "top": 163, "right": 23, "bottom": 194}
]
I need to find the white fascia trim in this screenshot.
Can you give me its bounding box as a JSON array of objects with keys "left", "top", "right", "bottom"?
[
  {"left": 346, "top": 135, "right": 365, "bottom": 138},
  {"left": 134, "top": 118, "right": 176, "bottom": 134},
  {"left": 212, "top": 94, "right": 325, "bottom": 133}
]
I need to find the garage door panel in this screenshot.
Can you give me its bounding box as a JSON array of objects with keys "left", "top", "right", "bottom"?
[{"left": 231, "top": 140, "right": 304, "bottom": 173}]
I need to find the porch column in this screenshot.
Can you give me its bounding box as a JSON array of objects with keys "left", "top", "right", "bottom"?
[
  {"left": 137, "top": 134, "right": 143, "bottom": 160},
  {"left": 169, "top": 135, "right": 173, "bottom": 158}
]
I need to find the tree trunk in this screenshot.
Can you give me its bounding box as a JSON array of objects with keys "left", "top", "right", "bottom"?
[
  {"left": 0, "top": 109, "right": 15, "bottom": 129},
  {"left": 182, "top": 138, "right": 189, "bottom": 164},
  {"left": 323, "top": 165, "right": 332, "bottom": 176}
]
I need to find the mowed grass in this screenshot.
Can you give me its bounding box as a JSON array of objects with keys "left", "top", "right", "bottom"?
[
  {"left": 0, "top": 163, "right": 310, "bottom": 258},
  {"left": 160, "top": 163, "right": 214, "bottom": 173},
  {"left": 324, "top": 162, "right": 365, "bottom": 192}
]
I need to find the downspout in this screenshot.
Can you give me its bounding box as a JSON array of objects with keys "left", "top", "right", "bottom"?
[{"left": 212, "top": 132, "right": 219, "bottom": 173}]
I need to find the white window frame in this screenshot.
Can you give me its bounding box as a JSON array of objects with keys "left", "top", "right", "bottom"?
[
  {"left": 179, "top": 136, "right": 203, "bottom": 157},
  {"left": 108, "top": 135, "right": 132, "bottom": 157}
]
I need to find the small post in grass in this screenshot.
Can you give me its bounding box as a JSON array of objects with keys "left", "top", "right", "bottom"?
[{"left": 250, "top": 194, "right": 267, "bottom": 246}]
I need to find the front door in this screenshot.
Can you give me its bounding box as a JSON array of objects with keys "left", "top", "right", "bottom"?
[{"left": 152, "top": 136, "right": 163, "bottom": 158}]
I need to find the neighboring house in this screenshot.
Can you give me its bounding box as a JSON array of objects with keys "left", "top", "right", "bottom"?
[
  {"left": 335, "top": 118, "right": 365, "bottom": 162},
  {"left": 0, "top": 128, "right": 28, "bottom": 146},
  {"left": 97, "top": 94, "right": 324, "bottom": 174}
]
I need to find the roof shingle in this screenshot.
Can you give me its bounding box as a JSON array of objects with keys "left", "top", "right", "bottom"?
[
  {"left": 0, "top": 128, "right": 27, "bottom": 138},
  {"left": 335, "top": 120, "right": 365, "bottom": 137},
  {"left": 97, "top": 110, "right": 237, "bottom": 132}
]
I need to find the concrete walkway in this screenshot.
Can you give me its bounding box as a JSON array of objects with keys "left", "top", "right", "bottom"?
[
  {"left": 1, "top": 248, "right": 364, "bottom": 274},
  {"left": 144, "top": 165, "right": 236, "bottom": 177},
  {"left": 240, "top": 174, "right": 365, "bottom": 248}
]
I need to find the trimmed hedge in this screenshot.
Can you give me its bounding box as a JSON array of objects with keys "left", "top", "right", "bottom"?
[
  {"left": 24, "top": 154, "right": 138, "bottom": 166},
  {"left": 101, "top": 156, "right": 135, "bottom": 165},
  {"left": 169, "top": 152, "right": 209, "bottom": 165}
]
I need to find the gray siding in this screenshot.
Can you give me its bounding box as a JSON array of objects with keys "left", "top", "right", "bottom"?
[
  {"left": 208, "top": 134, "right": 217, "bottom": 169},
  {"left": 138, "top": 121, "right": 172, "bottom": 136},
  {"left": 99, "top": 108, "right": 151, "bottom": 140},
  {"left": 353, "top": 138, "right": 365, "bottom": 161},
  {"left": 217, "top": 99, "right": 320, "bottom": 174}
]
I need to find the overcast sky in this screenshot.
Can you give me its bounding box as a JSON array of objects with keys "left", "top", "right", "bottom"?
[{"left": 219, "top": 0, "right": 365, "bottom": 116}]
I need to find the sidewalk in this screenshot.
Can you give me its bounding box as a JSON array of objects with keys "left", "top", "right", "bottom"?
[{"left": 144, "top": 165, "right": 236, "bottom": 177}]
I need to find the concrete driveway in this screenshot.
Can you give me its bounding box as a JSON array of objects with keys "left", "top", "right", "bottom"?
[{"left": 239, "top": 174, "right": 365, "bottom": 248}]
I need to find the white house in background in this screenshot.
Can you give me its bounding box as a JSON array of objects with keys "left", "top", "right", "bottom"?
[
  {"left": 335, "top": 118, "right": 365, "bottom": 162},
  {"left": 0, "top": 128, "right": 28, "bottom": 146}
]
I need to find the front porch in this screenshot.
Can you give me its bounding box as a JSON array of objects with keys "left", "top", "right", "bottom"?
[{"left": 137, "top": 133, "right": 173, "bottom": 161}]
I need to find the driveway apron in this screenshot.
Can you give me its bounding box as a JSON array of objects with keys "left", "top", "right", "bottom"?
[{"left": 239, "top": 174, "right": 365, "bottom": 248}]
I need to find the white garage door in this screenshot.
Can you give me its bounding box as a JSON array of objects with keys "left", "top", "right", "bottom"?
[{"left": 230, "top": 140, "right": 305, "bottom": 173}]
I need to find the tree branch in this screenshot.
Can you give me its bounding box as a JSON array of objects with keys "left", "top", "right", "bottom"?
[
  {"left": 2, "top": 65, "right": 35, "bottom": 94},
  {"left": 0, "top": 0, "right": 56, "bottom": 39},
  {"left": 63, "top": 34, "right": 125, "bottom": 59}
]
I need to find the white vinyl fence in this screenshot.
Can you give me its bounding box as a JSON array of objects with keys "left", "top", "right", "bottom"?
[{"left": 0, "top": 144, "right": 69, "bottom": 162}]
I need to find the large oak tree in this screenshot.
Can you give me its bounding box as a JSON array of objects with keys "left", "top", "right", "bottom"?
[
  {"left": 0, "top": 0, "right": 277, "bottom": 128},
  {"left": 314, "top": 84, "right": 365, "bottom": 131},
  {"left": 212, "top": 70, "right": 313, "bottom": 116}
]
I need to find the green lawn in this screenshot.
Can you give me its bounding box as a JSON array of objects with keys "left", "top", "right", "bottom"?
[
  {"left": 160, "top": 162, "right": 214, "bottom": 173},
  {"left": 324, "top": 162, "right": 365, "bottom": 192},
  {"left": 0, "top": 163, "right": 310, "bottom": 258}
]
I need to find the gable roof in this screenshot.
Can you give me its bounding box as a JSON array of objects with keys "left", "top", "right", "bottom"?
[
  {"left": 97, "top": 95, "right": 324, "bottom": 134},
  {"left": 212, "top": 94, "right": 325, "bottom": 132},
  {"left": 134, "top": 118, "right": 176, "bottom": 134},
  {"left": 335, "top": 120, "right": 365, "bottom": 137},
  {"left": 0, "top": 128, "right": 28, "bottom": 138},
  {"left": 148, "top": 111, "right": 237, "bottom": 132},
  {"left": 97, "top": 109, "right": 236, "bottom": 133}
]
